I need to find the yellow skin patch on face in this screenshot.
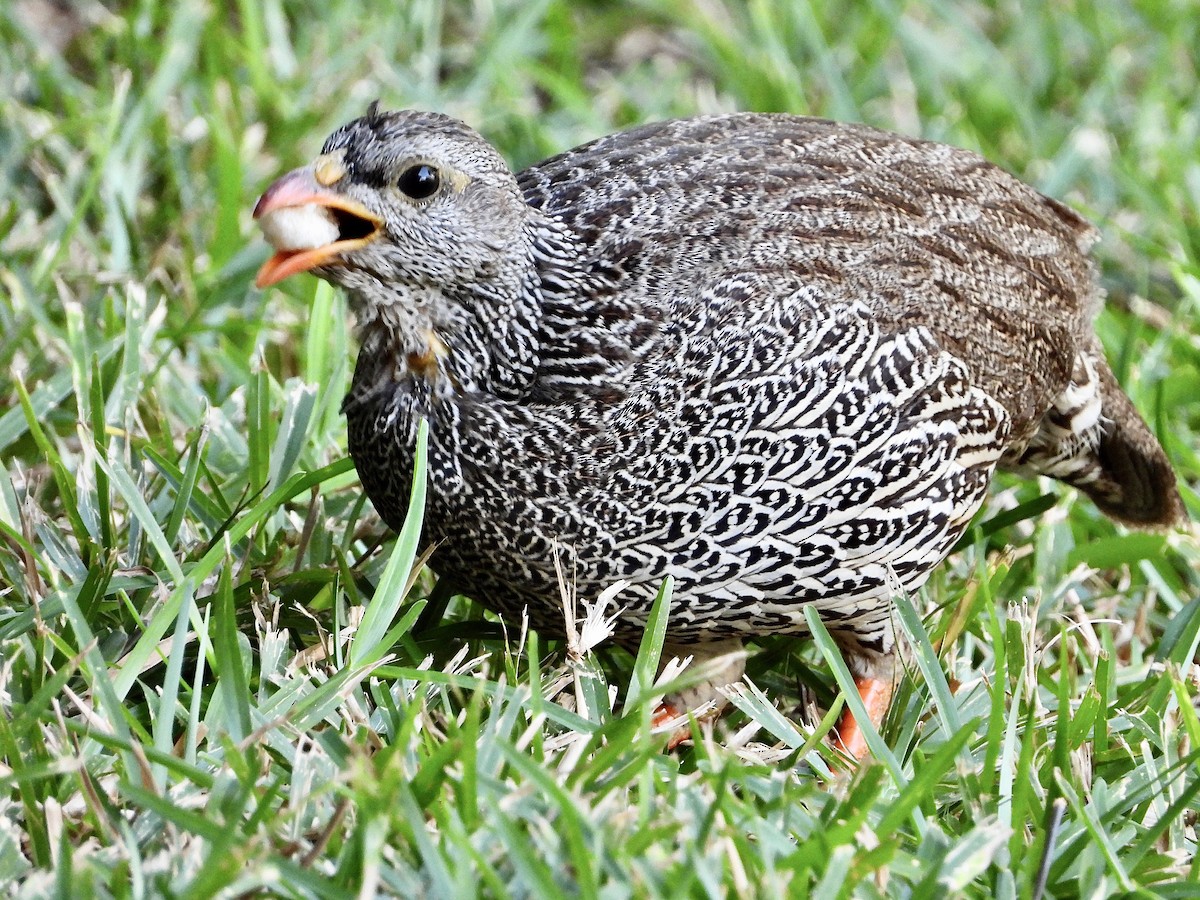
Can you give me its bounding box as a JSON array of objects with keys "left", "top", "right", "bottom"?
[
  {"left": 313, "top": 150, "right": 348, "bottom": 186},
  {"left": 444, "top": 168, "right": 471, "bottom": 193}
]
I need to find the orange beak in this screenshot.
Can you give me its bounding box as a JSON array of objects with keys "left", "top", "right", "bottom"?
[{"left": 252, "top": 168, "right": 382, "bottom": 288}]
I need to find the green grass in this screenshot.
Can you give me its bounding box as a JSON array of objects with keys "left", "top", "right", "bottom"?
[{"left": 2, "top": 0, "right": 1199, "bottom": 895}]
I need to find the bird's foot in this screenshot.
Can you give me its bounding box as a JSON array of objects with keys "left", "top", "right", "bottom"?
[
  {"left": 648, "top": 638, "right": 746, "bottom": 750},
  {"left": 650, "top": 701, "right": 691, "bottom": 750}
]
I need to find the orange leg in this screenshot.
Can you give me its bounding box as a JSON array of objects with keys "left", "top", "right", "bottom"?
[
  {"left": 648, "top": 639, "right": 746, "bottom": 750},
  {"left": 650, "top": 701, "right": 691, "bottom": 750},
  {"left": 835, "top": 675, "right": 895, "bottom": 759}
]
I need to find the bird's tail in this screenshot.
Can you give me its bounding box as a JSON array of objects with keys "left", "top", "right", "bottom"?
[
  {"left": 1005, "top": 348, "right": 1185, "bottom": 527},
  {"left": 1080, "top": 358, "right": 1185, "bottom": 526}
]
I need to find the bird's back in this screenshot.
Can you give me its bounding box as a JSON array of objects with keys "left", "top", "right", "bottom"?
[
  {"left": 517, "top": 113, "right": 1181, "bottom": 528},
  {"left": 520, "top": 113, "right": 1092, "bottom": 438}
]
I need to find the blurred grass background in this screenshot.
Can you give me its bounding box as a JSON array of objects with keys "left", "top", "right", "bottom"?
[{"left": 1, "top": 0, "right": 1198, "bottom": 895}]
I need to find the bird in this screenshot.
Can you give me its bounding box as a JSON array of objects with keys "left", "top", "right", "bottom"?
[{"left": 253, "top": 105, "right": 1184, "bottom": 756}]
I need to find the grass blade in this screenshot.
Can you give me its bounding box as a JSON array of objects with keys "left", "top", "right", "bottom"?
[{"left": 351, "top": 420, "right": 428, "bottom": 668}]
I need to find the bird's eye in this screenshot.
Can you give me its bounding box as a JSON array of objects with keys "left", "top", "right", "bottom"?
[{"left": 397, "top": 164, "right": 440, "bottom": 200}]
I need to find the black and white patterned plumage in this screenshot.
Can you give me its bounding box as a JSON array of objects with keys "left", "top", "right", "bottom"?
[{"left": 262, "top": 109, "right": 1184, "bottom": 673}]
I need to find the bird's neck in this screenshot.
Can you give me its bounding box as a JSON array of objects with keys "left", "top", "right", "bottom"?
[{"left": 343, "top": 240, "right": 551, "bottom": 412}]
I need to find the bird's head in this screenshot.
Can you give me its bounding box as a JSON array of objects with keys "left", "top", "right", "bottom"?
[{"left": 253, "top": 106, "right": 530, "bottom": 319}]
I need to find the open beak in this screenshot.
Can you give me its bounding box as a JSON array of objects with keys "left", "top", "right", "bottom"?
[{"left": 252, "top": 168, "right": 382, "bottom": 288}]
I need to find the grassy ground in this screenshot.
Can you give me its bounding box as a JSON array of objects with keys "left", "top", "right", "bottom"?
[{"left": 2, "top": 0, "right": 1199, "bottom": 895}]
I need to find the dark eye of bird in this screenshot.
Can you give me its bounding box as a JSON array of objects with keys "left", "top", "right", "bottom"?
[{"left": 397, "top": 164, "right": 440, "bottom": 200}]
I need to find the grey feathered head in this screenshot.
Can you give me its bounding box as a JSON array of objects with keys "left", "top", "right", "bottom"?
[{"left": 253, "top": 107, "right": 527, "bottom": 302}]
